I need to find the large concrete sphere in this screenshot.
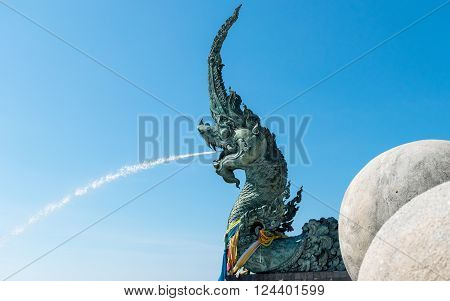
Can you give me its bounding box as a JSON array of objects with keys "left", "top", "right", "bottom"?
[
  {"left": 338, "top": 140, "right": 450, "bottom": 280},
  {"left": 358, "top": 181, "right": 450, "bottom": 280}
]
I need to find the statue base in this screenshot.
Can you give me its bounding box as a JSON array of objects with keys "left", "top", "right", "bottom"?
[{"left": 226, "top": 271, "right": 351, "bottom": 281}]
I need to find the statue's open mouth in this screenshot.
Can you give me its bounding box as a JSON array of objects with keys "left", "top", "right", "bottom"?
[
  {"left": 207, "top": 140, "right": 244, "bottom": 188},
  {"left": 218, "top": 148, "right": 231, "bottom": 161},
  {"left": 214, "top": 148, "right": 243, "bottom": 171}
]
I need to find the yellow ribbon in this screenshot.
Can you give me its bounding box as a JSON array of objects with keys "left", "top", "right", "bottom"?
[
  {"left": 230, "top": 230, "right": 283, "bottom": 275},
  {"left": 258, "top": 229, "right": 283, "bottom": 246}
]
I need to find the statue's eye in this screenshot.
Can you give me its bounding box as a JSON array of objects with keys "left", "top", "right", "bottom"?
[{"left": 220, "top": 128, "right": 230, "bottom": 139}]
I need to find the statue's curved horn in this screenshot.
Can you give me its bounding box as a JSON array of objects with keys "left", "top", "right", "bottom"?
[
  {"left": 252, "top": 123, "right": 260, "bottom": 135},
  {"left": 208, "top": 5, "right": 242, "bottom": 124}
]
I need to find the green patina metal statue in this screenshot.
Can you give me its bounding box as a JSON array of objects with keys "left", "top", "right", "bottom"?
[{"left": 198, "top": 5, "right": 345, "bottom": 280}]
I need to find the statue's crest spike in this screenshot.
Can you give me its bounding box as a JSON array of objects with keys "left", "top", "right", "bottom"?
[{"left": 207, "top": 5, "right": 259, "bottom": 130}]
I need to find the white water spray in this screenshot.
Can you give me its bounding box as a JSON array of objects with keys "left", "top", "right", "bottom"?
[{"left": 0, "top": 151, "right": 214, "bottom": 246}]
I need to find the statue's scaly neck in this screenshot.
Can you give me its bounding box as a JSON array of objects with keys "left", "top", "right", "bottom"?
[{"left": 227, "top": 154, "right": 287, "bottom": 225}]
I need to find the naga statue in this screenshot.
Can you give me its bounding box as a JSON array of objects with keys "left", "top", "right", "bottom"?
[{"left": 198, "top": 5, "right": 346, "bottom": 280}]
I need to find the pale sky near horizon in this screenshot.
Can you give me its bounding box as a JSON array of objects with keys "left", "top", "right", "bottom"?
[{"left": 0, "top": 0, "right": 449, "bottom": 280}]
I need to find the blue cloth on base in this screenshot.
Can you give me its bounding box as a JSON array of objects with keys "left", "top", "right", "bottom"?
[{"left": 218, "top": 249, "right": 227, "bottom": 281}]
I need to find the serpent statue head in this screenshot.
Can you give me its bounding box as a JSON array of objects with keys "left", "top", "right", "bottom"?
[{"left": 198, "top": 96, "right": 270, "bottom": 188}]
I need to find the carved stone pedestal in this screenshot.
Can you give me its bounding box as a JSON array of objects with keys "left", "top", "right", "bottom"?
[{"left": 226, "top": 271, "right": 351, "bottom": 281}]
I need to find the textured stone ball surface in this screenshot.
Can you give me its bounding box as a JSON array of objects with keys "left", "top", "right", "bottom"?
[
  {"left": 358, "top": 181, "right": 450, "bottom": 280},
  {"left": 338, "top": 140, "right": 450, "bottom": 280}
]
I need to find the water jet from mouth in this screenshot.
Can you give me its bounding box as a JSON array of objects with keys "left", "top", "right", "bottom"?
[{"left": 0, "top": 151, "right": 214, "bottom": 246}]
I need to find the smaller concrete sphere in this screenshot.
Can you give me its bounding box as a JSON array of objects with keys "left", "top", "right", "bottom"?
[
  {"left": 358, "top": 182, "right": 450, "bottom": 280},
  {"left": 339, "top": 140, "right": 450, "bottom": 280}
]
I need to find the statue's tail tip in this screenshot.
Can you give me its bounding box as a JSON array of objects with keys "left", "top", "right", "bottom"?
[{"left": 235, "top": 4, "right": 242, "bottom": 14}]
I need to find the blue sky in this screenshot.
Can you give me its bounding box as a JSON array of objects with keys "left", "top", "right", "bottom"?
[{"left": 0, "top": 0, "right": 449, "bottom": 280}]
